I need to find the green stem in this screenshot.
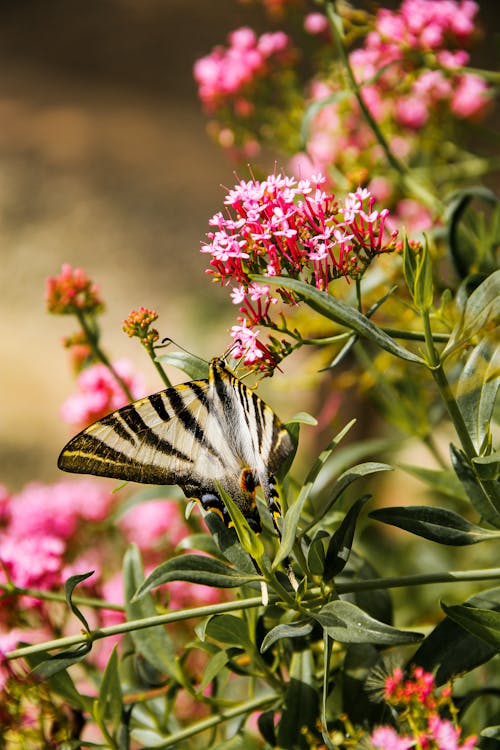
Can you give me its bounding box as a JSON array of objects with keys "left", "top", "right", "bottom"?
[
  {"left": 422, "top": 308, "right": 476, "bottom": 459},
  {"left": 0, "top": 583, "right": 124, "bottom": 612},
  {"left": 76, "top": 310, "right": 134, "bottom": 402},
  {"left": 325, "top": 1, "right": 438, "bottom": 212},
  {"left": 336, "top": 566, "right": 500, "bottom": 594},
  {"left": 143, "top": 694, "right": 279, "bottom": 749},
  {"left": 144, "top": 342, "right": 172, "bottom": 388},
  {"left": 422, "top": 433, "right": 448, "bottom": 470},
  {"left": 7, "top": 596, "right": 265, "bottom": 660},
  {"left": 8, "top": 567, "right": 500, "bottom": 661}
]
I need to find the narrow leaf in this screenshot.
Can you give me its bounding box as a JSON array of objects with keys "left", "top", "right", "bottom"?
[
  {"left": 442, "top": 602, "right": 500, "bottom": 650},
  {"left": 135, "top": 554, "right": 259, "bottom": 599},
  {"left": 456, "top": 337, "right": 500, "bottom": 453},
  {"left": 369, "top": 505, "right": 500, "bottom": 545},
  {"left": 261, "top": 621, "right": 314, "bottom": 653},
  {"left": 31, "top": 642, "right": 92, "bottom": 680},
  {"left": 255, "top": 275, "right": 425, "bottom": 364},
  {"left": 399, "top": 463, "right": 468, "bottom": 502},
  {"left": 324, "top": 496, "right": 370, "bottom": 580},
  {"left": 205, "top": 614, "right": 253, "bottom": 650},
  {"left": 450, "top": 445, "right": 500, "bottom": 528},
  {"left": 473, "top": 453, "right": 500, "bottom": 481},
  {"left": 312, "top": 462, "right": 392, "bottom": 525},
  {"left": 98, "top": 646, "right": 122, "bottom": 733},
  {"left": 217, "top": 483, "right": 266, "bottom": 563},
  {"left": 277, "top": 651, "right": 319, "bottom": 750},
  {"left": 413, "top": 587, "right": 500, "bottom": 684},
  {"left": 204, "top": 512, "right": 257, "bottom": 574},
  {"left": 123, "top": 544, "right": 183, "bottom": 683},
  {"left": 444, "top": 270, "right": 500, "bottom": 355},
  {"left": 64, "top": 571, "right": 94, "bottom": 634},
  {"left": 315, "top": 600, "right": 422, "bottom": 645}
]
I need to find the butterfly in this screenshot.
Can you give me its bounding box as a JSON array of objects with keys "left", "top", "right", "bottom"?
[{"left": 58, "top": 358, "right": 294, "bottom": 532}]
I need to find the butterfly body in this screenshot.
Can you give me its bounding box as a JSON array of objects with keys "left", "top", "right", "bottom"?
[{"left": 58, "top": 358, "right": 293, "bottom": 531}]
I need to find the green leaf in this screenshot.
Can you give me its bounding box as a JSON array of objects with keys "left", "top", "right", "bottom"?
[
  {"left": 197, "top": 649, "right": 229, "bottom": 693},
  {"left": 98, "top": 646, "right": 122, "bottom": 735},
  {"left": 412, "top": 587, "right": 500, "bottom": 684},
  {"left": 442, "top": 601, "right": 500, "bottom": 650},
  {"left": 444, "top": 270, "right": 500, "bottom": 356},
  {"left": 155, "top": 350, "right": 209, "bottom": 380},
  {"left": 204, "top": 614, "right": 253, "bottom": 650},
  {"left": 414, "top": 238, "right": 434, "bottom": 310},
  {"left": 450, "top": 445, "right": 500, "bottom": 528},
  {"left": 64, "top": 571, "right": 94, "bottom": 634},
  {"left": 255, "top": 275, "right": 425, "bottom": 365},
  {"left": 261, "top": 621, "right": 314, "bottom": 653},
  {"left": 123, "top": 544, "right": 183, "bottom": 683},
  {"left": 307, "top": 530, "right": 328, "bottom": 577},
  {"left": 277, "top": 651, "right": 319, "bottom": 750},
  {"left": 324, "top": 496, "right": 370, "bottom": 580},
  {"left": 314, "top": 600, "right": 422, "bottom": 645},
  {"left": 473, "top": 453, "right": 500, "bottom": 481},
  {"left": 445, "top": 187, "right": 499, "bottom": 278},
  {"left": 312, "top": 462, "right": 392, "bottom": 525},
  {"left": 399, "top": 463, "right": 468, "bottom": 502},
  {"left": 369, "top": 505, "right": 500, "bottom": 545},
  {"left": 403, "top": 235, "right": 417, "bottom": 298},
  {"left": 26, "top": 650, "right": 93, "bottom": 710},
  {"left": 31, "top": 642, "right": 92, "bottom": 680},
  {"left": 204, "top": 513, "right": 257, "bottom": 574},
  {"left": 274, "top": 421, "right": 358, "bottom": 566},
  {"left": 456, "top": 337, "right": 500, "bottom": 453},
  {"left": 135, "top": 553, "right": 259, "bottom": 599},
  {"left": 217, "top": 483, "right": 266, "bottom": 564}
]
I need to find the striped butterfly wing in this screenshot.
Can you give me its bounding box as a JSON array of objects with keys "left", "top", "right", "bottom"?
[{"left": 58, "top": 359, "right": 293, "bottom": 530}]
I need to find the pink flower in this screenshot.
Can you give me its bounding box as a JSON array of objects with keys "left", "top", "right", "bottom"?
[
  {"left": 371, "top": 726, "right": 413, "bottom": 750},
  {"left": 204, "top": 172, "right": 397, "bottom": 369},
  {"left": 46, "top": 263, "right": 104, "bottom": 315},
  {"left": 427, "top": 715, "right": 477, "bottom": 749},
  {"left": 60, "top": 359, "right": 146, "bottom": 427},
  {"left": 119, "top": 499, "right": 188, "bottom": 550},
  {"left": 193, "top": 27, "right": 293, "bottom": 112},
  {"left": 0, "top": 534, "right": 65, "bottom": 591},
  {"left": 304, "top": 13, "right": 329, "bottom": 35},
  {"left": 7, "top": 480, "right": 114, "bottom": 539},
  {"left": 166, "top": 579, "right": 224, "bottom": 610},
  {"left": 451, "top": 73, "right": 490, "bottom": 118}
]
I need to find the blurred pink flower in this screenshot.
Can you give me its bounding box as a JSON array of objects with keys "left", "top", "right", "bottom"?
[
  {"left": 427, "top": 715, "right": 477, "bottom": 749},
  {"left": 304, "top": 13, "right": 329, "bottom": 35},
  {"left": 166, "top": 579, "right": 224, "bottom": 610},
  {"left": 451, "top": 73, "right": 490, "bottom": 118},
  {"left": 371, "top": 726, "right": 412, "bottom": 750},
  {"left": 8, "top": 480, "right": 114, "bottom": 539},
  {"left": 194, "top": 26, "right": 293, "bottom": 112},
  {"left": 119, "top": 499, "right": 188, "bottom": 550},
  {"left": 60, "top": 359, "right": 146, "bottom": 427},
  {"left": 0, "top": 534, "right": 65, "bottom": 591}
]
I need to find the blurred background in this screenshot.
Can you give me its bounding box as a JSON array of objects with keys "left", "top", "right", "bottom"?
[
  {"left": 0, "top": 0, "right": 498, "bottom": 490},
  {"left": 0, "top": 0, "right": 270, "bottom": 488}
]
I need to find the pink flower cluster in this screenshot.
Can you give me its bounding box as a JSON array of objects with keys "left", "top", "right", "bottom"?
[
  {"left": 370, "top": 667, "right": 477, "bottom": 750},
  {"left": 0, "top": 480, "right": 114, "bottom": 600},
  {"left": 353, "top": 0, "right": 488, "bottom": 127},
  {"left": 60, "top": 358, "right": 146, "bottom": 428},
  {"left": 194, "top": 27, "right": 292, "bottom": 113},
  {"left": 292, "top": 0, "right": 489, "bottom": 225},
  {"left": 202, "top": 172, "right": 396, "bottom": 366},
  {"left": 46, "top": 263, "right": 104, "bottom": 315}
]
